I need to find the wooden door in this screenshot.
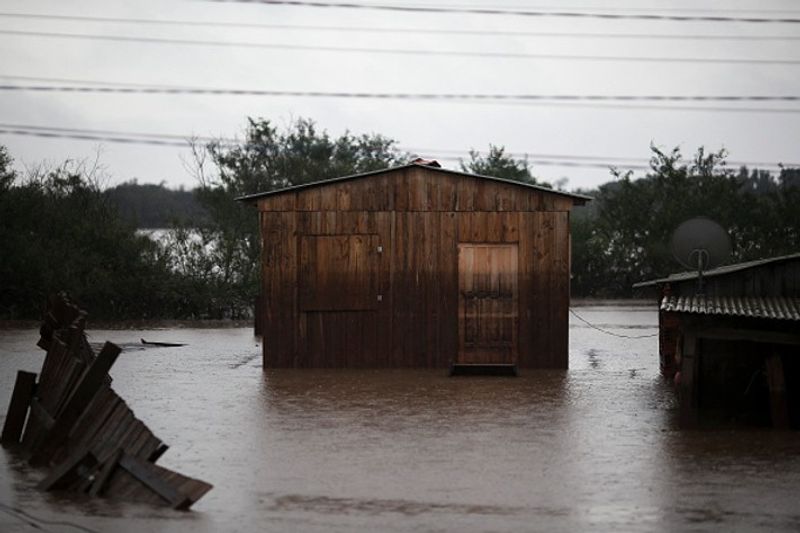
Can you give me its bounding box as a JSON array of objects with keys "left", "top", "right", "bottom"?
[{"left": 457, "top": 244, "right": 519, "bottom": 364}]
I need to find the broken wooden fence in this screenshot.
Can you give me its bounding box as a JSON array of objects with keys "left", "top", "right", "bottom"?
[{"left": 1, "top": 293, "right": 212, "bottom": 509}]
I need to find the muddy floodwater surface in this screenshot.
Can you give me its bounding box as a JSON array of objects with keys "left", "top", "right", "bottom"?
[{"left": 1, "top": 303, "right": 800, "bottom": 532}]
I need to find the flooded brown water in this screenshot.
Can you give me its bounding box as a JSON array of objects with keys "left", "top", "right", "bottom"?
[{"left": 2, "top": 303, "right": 800, "bottom": 532}]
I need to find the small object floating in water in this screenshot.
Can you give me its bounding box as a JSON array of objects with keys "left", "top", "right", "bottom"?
[{"left": 140, "top": 338, "right": 187, "bottom": 347}]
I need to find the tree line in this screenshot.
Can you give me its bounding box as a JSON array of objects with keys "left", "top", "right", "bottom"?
[
  {"left": 104, "top": 180, "right": 207, "bottom": 228},
  {"left": 1, "top": 117, "right": 797, "bottom": 320}
]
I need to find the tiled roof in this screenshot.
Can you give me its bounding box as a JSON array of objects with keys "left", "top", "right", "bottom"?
[
  {"left": 660, "top": 295, "right": 800, "bottom": 321},
  {"left": 633, "top": 252, "right": 800, "bottom": 288}
]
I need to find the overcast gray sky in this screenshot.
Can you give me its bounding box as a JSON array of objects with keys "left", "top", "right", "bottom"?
[{"left": 0, "top": 0, "right": 798, "bottom": 190}]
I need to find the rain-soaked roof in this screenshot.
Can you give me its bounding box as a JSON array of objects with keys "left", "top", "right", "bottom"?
[
  {"left": 236, "top": 161, "right": 593, "bottom": 204},
  {"left": 633, "top": 252, "right": 800, "bottom": 288},
  {"left": 660, "top": 295, "right": 800, "bottom": 321}
]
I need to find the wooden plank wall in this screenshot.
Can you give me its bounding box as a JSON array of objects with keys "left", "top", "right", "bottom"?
[
  {"left": 258, "top": 166, "right": 574, "bottom": 368},
  {"left": 257, "top": 167, "right": 577, "bottom": 213}
]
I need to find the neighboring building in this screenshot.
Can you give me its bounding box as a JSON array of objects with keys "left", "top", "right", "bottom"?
[
  {"left": 635, "top": 253, "right": 800, "bottom": 428},
  {"left": 239, "top": 160, "right": 589, "bottom": 370}
]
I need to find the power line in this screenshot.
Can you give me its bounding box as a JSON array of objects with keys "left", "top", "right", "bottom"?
[
  {"left": 0, "top": 126, "right": 652, "bottom": 170},
  {"left": 1, "top": 123, "right": 796, "bottom": 170},
  {"left": 0, "top": 126, "right": 638, "bottom": 169},
  {"left": 208, "top": 0, "right": 800, "bottom": 24},
  {"left": 408, "top": 147, "right": 797, "bottom": 169},
  {"left": 2, "top": 12, "right": 798, "bottom": 41},
  {"left": 0, "top": 130, "right": 660, "bottom": 170},
  {"left": 0, "top": 127, "right": 190, "bottom": 147},
  {"left": 232, "top": 2, "right": 800, "bottom": 14},
  {"left": 3, "top": 29, "right": 800, "bottom": 65},
  {"left": 429, "top": 154, "right": 649, "bottom": 170},
  {"left": 2, "top": 78, "right": 799, "bottom": 114},
  {"left": 1, "top": 82, "right": 796, "bottom": 102},
  {"left": 0, "top": 122, "right": 219, "bottom": 142}
]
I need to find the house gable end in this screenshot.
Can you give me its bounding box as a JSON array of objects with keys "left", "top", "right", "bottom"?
[{"left": 255, "top": 165, "right": 585, "bottom": 212}]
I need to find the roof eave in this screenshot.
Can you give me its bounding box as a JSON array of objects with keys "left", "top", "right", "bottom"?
[{"left": 633, "top": 251, "right": 800, "bottom": 289}]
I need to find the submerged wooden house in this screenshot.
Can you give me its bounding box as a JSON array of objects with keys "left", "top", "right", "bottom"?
[
  {"left": 635, "top": 252, "right": 800, "bottom": 428},
  {"left": 239, "top": 160, "right": 589, "bottom": 369}
]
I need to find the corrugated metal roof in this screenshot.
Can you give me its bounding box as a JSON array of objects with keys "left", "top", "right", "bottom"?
[
  {"left": 660, "top": 295, "right": 800, "bottom": 321},
  {"left": 633, "top": 251, "right": 800, "bottom": 288},
  {"left": 235, "top": 162, "right": 593, "bottom": 203}
]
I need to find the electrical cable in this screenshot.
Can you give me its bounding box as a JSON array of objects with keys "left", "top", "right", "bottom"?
[
  {"left": 0, "top": 122, "right": 220, "bottom": 142},
  {"left": 0, "top": 78, "right": 798, "bottom": 103},
  {"left": 2, "top": 12, "right": 799, "bottom": 41},
  {"left": 0, "top": 127, "right": 190, "bottom": 147},
  {"left": 569, "top": 308, "right": 659, "bottom": 339},
  {"left": 0, "top": 127, "right": 649, "bottom": 169},
  {"left": 3, "top": 29, "right": 800, "bottom": 65},
  {"left": 207, "top": 1, "right": 800, "bottom": 24},
  {"left": 405, "top": 147, "right": 798, "bottom": 169},
  {"left": 1, "top": 124, "right": 795, "bottom": 172},
  {"left": 2, "top": 80, "right": 800, "bottom": 114}
]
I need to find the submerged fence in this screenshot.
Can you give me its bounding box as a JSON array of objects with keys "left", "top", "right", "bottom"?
[{"left": 1, "top": 293, "right": 212, "bottom": 509}]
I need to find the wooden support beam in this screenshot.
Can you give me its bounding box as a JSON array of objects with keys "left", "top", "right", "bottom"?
[
  {"left": 88, "top": 448, "right": 124, "bottom": 497},
  {"left": 118, "top": 452, "right": 191, "bottom": 509},
  {"left": 679, "top": 333, "right": 699, "bottom": 428},
  {"left": 1, "top": 371, "right": 37, "bottom": 445},
  {"left": 765, "top": 354, "right": 790, "bottom": 429},
  {"left": 30, "top": 342, "right": 121, "bottom": 466}
]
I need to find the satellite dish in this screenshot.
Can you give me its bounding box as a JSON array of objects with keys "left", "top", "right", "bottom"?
[{"left": 670, "top": 217, "right": 731, "bottom": 294}]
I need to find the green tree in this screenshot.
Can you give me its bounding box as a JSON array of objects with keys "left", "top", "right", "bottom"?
[
  {"left": 185, "top": 117, "right": 407, "bottom": 317},
  {"left": 460, "top": 145, "right": 548, "bottom": 186},
  {"left": 0, "top": 145, "right": 14, "bottom": 191},
  {"left": 571, "top": 145, "right": 800, "bottom": 297},
  {"left": 773, "top": 167, "right": 800, "bottom": 250},
  {"left": 0, "top": 149, "right": 186, "bottom": 319}
]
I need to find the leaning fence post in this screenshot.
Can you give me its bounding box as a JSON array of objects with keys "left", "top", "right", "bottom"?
[{"left": 1, "top": 371, "right": 38, "bottom": 446}]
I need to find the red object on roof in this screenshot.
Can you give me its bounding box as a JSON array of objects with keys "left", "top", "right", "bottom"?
[{"left": 410, "top": 157, "right": 441, "bottom": 168}]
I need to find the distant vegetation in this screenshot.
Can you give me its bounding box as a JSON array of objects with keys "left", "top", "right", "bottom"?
[
  {"left": 0, "top": 152, "right": 183, "bottom": 319},
  {"left": 0, "top": 119, "right": 406, "bottom": 320},
  {"left": 104, "top": 181, "right": 207, "bottom": 228},
  {"left": 1, "top": 116, "right": 798, "bottom": 320}
]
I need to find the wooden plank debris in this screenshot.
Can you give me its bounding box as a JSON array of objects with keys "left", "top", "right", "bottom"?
[
  {"left": 2, "top": 292, "right": 212, "bottom": 509},
  {"left": 118, "top": 452, "right": 193, "bottom": 509},
  {"left": 1, "top": 371, "right": 37, "bottom": 445},
  {"left": 37, "top": 447, "right": 98, "bottom": 492},
  {"left": 30, "top": 342, "right": 121, "bottom": 466},
  {"left": 140, "top": 339, "right": 187, "bottom": 347},
  {"left": 88, "top": 448, "right": 124, "bottom": 497}
]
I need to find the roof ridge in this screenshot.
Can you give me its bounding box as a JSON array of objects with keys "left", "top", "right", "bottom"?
[{"left": 236, "top": 163, "right": 593, "bottom": 203}]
